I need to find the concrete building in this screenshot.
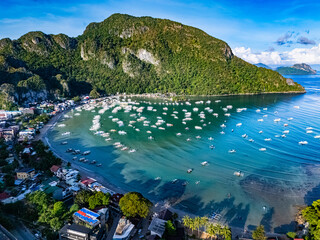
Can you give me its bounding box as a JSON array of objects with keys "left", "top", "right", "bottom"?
[
  {"left": 59, "top": 208, "right": 108, "bottom": 240},
  {"left": 113, "top": 217, "right": 135, "bottom": 240},
  {"left": 16, "top": 168, "right": 35, "bottom": 180}
]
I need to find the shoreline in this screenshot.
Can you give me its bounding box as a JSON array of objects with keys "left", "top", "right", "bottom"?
[{"left": 34, "top": 101, "right": 292, "bottom": 238}]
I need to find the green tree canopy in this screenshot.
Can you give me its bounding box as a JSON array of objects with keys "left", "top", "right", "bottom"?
[
  {"left": 119, "top": 192, "right": 152, "bottom": 218},
  {"left": 252, "top": 225, "right": 267, "bottom": 240},
  {"left": 165, "top": 220, "right": 176, "bottom": 236},
  {"left": 302, "top": 199, "right": 320, "bottom": 239},
  {"left": 89, "top": 89, "right": 100, "bottom": 99}
]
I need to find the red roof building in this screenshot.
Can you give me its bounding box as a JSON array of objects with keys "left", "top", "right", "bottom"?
[
  {"left": 0, "top": 192, "right": 11, "bottom": 201},
  {"left": 50, "top": 165, "right": 61, "bottom": 173}
]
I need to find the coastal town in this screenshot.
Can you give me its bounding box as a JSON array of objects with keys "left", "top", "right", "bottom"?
[{"left": 0, "top": 94, "right": 315, "bottom": 240}]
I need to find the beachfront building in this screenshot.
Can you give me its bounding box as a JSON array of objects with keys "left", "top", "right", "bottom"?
[
  {"left": 113, "top": 217, "right": 135, "bottom": 240},
  {"left": 148, "top": 218, "right": 167, "bottom": 238},
  {"left": 0, "top": 125, "right": 19, "bottom": 142},
  {"left": 59, "top": 208, "right": 108, "bottom": 240},
  {"left": 16, "top": 168, "right": 35, "bottom": 180}
]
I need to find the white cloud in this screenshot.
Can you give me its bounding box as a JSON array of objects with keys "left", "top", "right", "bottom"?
[{"left": 233, "top": 44, "right": 320, "bottom": 65}]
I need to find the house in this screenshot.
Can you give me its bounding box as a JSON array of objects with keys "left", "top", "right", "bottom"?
[
  {"left": 59, "top": 208, "right": 108, "bottom": 240},
  {"left": 113, "top": 217, "right": 135, "bottom": 240},
  {"left": 50, "top": 165, "right": 63, "bottom": 178},
  {"left": 0, "top": 126, "right": 19, "bottom": 141},
  {"left": 16, "top": 168, "right": 35, "bottom": 180},
  {"left": 148, "top": 218, "right": 167, "bottom": 238},
  {"left": 80, "top": 177, "right": 97, "bottom": 189},
  {"left": 0, "top": 192, "right": 11, "bottom": 202}
]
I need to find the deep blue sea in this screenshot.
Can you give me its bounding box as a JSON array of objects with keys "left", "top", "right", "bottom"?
[{"left": 47, "top": 75, "right": 320, "bottom": 232}]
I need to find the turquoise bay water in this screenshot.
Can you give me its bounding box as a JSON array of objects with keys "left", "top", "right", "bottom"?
[{"left": 48, "top": 75, "right": 320, "bottom": 232}]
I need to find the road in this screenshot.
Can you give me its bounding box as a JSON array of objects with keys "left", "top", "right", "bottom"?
[
  {"left": 106, "top": 213, "right": 121, "bottom": 240},
  {"left": 10, "top": 220, "right": 35, "bottom": 240}
]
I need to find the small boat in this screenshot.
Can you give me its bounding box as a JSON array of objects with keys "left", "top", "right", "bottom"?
[
  {"left": 186, "top": 138, "right": 191, "bottom": 141},
  {"left": 176, "top": 133, "right": 182, "bottom": 136},
  {"left": 96, "top": 163, "right": 102, "bottom": 167},
  {"left": 264, "top": 138, "right": 272, "bottom": 141},
  {"left": 172, "top": 179, "right": 178, "bottom": 184},
  {"left": 208, "top": 137, "right": 214, "bottom": 141},
  {"left": 195, "top": 136, "right": 201, "bottom": 139},
  {"left": 155, "top": 177, "right": 161, "bottom": 181},
  {"left": 209, "top": 145, "right": 215, "bottom": 149},
  {"left": 306, "top": 130, "right": 313, "bottom": 134},
  {"left": 314, "top": 135, "right": 320, "bottom": 139},
  {"left": 233, "top": 171, "right": 244, "bottom": 177},
  {"left": 195, "top": 181, "right": 200, "bottom": 185},
  {"left": 72, "top": 157, "right": 77, "bottom": 160},
  {"left": 182, "top": 181, "right": 189, "bottom": 186},
  {"left": 259, "top": 131, "right": 263, "bottom": 134},
  {"left": 220, "top": 124, "right": 226, "bottom": 128},
  {"left": 129, "top": 149, "right": 136, "bottom": 153},
  {"left": 62, "top": 131, "right": 70, "bottom": 136},
  {"left": 121, "top": 147, "right": 128, "bottom": 151},
  {"left": 274, "top": 118, "right": 281, "bottom": 122},
  {"left": 249, "top": 139, "right": 254, "bottom": 142},
  {"left": 195, "top": 126, "right": 202, "bottom": 130},
  {"left": 187, "top": 168, "right": 193, "bottom": 173},
  {"left": 91, "top": 160, "right": 96, "bottom": 164},
  {"left": 236, "top": 123, "right": 242, "bottom": 127},
  {"left": 299, "top": 141, "right": 308, "bottom": 145},
  {"left": 82, "top": 151, "right": 91, "bottom": 155},
  {"left": 148, "top": 136, "right": 154, "bottom": 140},
  {"left": 66, "top": 148, "right": 73, "bottom": 153},
  {"left": 228, "top": 149, "right": 236, "bottom": 153},
  {"left": 220, "top": 131, "right": 225, "bottom": 135},
  {"left": 201, "top": 161, "right": 208, "bottom": 166},
  {"left": 61, "top": 141, "right": 68, "bottom": 145},
  {"left": 79, "top": 157, "right": 85, "bottom": 161},
  {"left": 259, "top": 148, "right": 267, "bottom": 151},
  {"left": 242, "top": 134, "right": 247, "bottom": 138},
  {"left": 287, "top": 117, "right": 294, "bottom": 121}
]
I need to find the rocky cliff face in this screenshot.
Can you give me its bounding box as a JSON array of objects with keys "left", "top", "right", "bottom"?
[
  {"left": 0, "top": 13, "right": 305, "bottom": 105},
  {"left": 277, "top": 63, "right": 316, "bottom": 75}
]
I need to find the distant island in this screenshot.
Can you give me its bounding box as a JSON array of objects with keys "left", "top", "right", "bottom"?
[
  {"left": 0, "top": 14, "right": 305, "bottom": 109},
  {"left": 276, "top": 63, "right": 317, "bottom": 75},
  {"left": 255, "top": 63, "right": 272, "bottom": 69}
]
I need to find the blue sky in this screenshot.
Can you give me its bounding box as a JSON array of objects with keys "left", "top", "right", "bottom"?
[{"left": 1, "top": 0, "right": 320, "bottom": 65}]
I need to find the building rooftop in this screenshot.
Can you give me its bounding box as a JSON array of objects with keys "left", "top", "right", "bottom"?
[
  {"left": 50, "top": 165, "right": 61, "bottom": 173},
  {"left": 68, "top": 223, "right": 92, "bottom": 234},
  {"left": 114, "top": 217, "right": 135, "bottom": 240},
  {"left": 74, "top": 208, "right": 100, "bottom": 227},
  {"left": 148, "top": 218, "right": 167, "bottom": 238},
  {"left": 0, "top": 192, "right": 10, "bottom": 201},
  {"left": 16, "top": 168, "right": 35, "bottom": 173}
]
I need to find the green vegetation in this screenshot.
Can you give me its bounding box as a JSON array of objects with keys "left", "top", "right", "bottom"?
[
  {"left": 89, "top": 89, "right": 100, "bottom": 99},
  {"left": 0, "top": 14, "right": 304, "bottom": 109},
  {"left": 26, "top": 191, "right": 79, "bottom": 232},
  {"left": 165, "top": 220, "right": 176, "bottom": 236},
  {"left": 302, "top": 199, "right": 320, "bottom": 239},
  {"left": 286, "top": 231, "right": 297, "bottom": 239},
  {"left": 182, "top": 215, "right": 231, "bottom": 239},
  {"left": 119, "top": 192, "right": 152, "bottom": 218},
  {"left": 21, "top": 141, "right": 61, "bottom": 172},
  {"left": 252, "top": 225, "right": 267, "bottom": 240},
  {"left": 277, "top": 63, "right": 317, "bottom": 75},
  {"left": 74, "top": 189, "right": 110, "bottom": 210}
]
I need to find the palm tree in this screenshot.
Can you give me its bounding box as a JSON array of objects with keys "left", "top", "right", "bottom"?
[
  {"left": 201, "top": 216, "right": 209, "bottom": 229},
  {"left": 194, "top": 216, "right": 201, "bottom": 237},
  {"left": 207, "top": 223, "right": 217, "bottom": 240},
  {"left": 182, "top": 215, "right": 191, "bottom": 234}
]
